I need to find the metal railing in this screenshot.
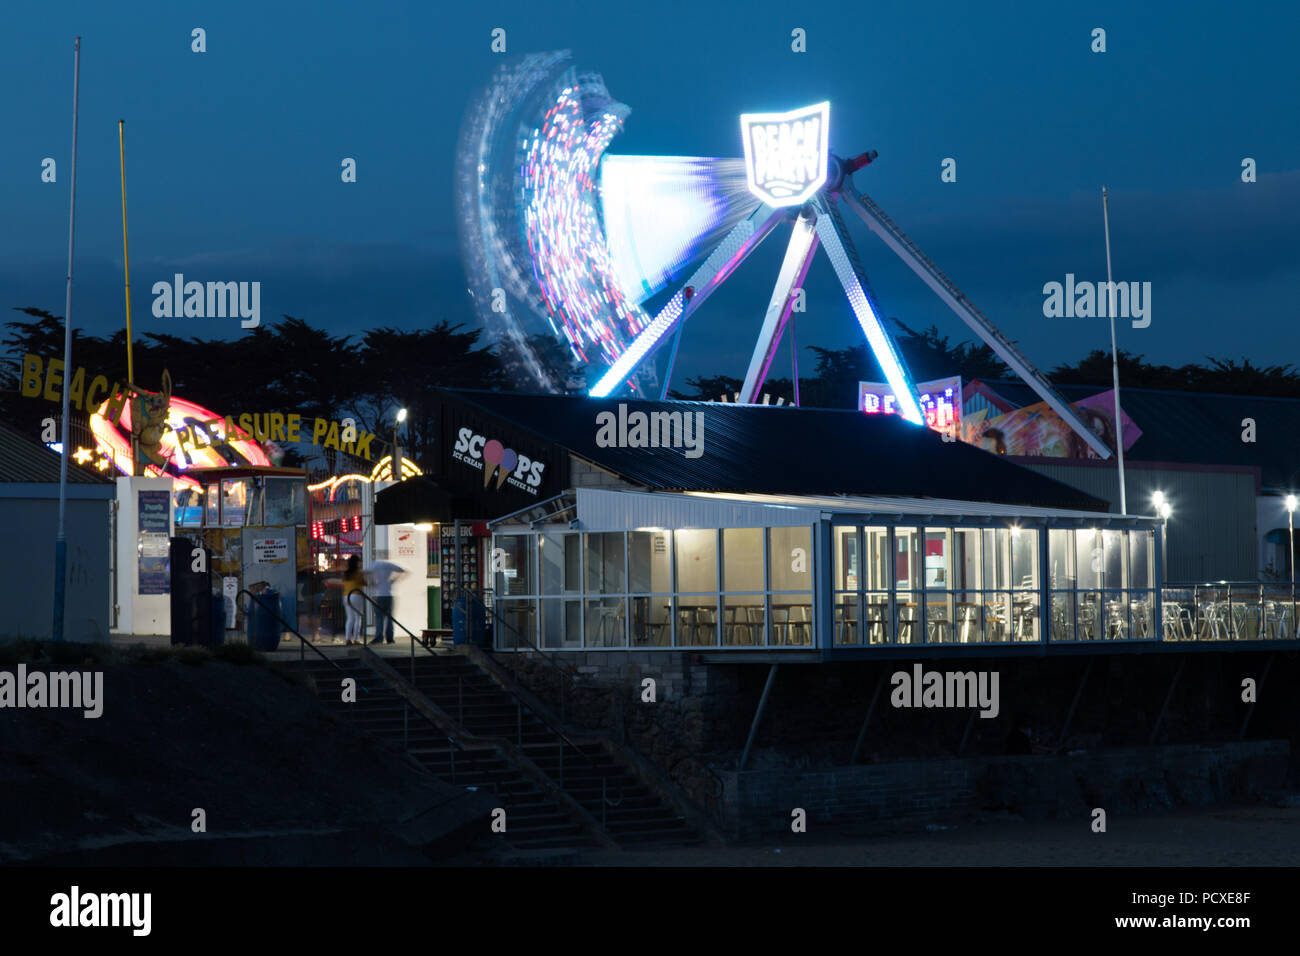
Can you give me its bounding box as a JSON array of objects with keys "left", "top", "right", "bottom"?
[
  {"left": 457, "top": 588, "right": 625, "bottom": 824},
  {"left": 238, "top": 588, "right": 370, "bottom": 693},
  {"left": 345, "top": 589, "right": 429, "bottom": 682},
  {"left": 1162, "top": 582, "right": 1299, "bottom": 642}
]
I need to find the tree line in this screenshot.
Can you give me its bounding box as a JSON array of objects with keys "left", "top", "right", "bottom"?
[{"left": 4, "top": 306, "right": 1297, "bottom": 471}]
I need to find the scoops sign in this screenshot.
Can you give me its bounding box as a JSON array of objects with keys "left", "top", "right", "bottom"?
[
  {"left": 860, "top": 376, "right": 962, "bottom": 439},
  {"left": 740, "top": 102, "right": 830, "bottom": 208},
  {"left": 452, "top": 427, "right": 546, "bottom": 495}
]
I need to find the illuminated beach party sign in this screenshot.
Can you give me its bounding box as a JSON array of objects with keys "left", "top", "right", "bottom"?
[{"left": 739, "top": 102, "right": 830, "bottom": 207}]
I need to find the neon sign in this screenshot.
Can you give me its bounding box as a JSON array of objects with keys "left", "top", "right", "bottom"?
[
  {"left": 740, "top": 102, "right": 830, "bottom": 207},
  {"left": 860, "top": 376, "right": 962, "bottom": 438}
]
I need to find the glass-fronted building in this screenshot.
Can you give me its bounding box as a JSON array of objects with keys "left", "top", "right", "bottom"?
[{"left": 490, "top": 489, "right": 1162, "bottom": 655}]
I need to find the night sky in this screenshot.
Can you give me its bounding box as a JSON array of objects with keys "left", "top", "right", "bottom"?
[{"left": 2, "top": 0, "right": 1296, "bottom": 389}]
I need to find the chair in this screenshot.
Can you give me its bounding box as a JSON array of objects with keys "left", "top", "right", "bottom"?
[
  {"left": 744, "top": 605, "right": 765, "bottom": 646},
  {"left": 694, "top": 606, "right": 717, "bottom": 646},
  {"left": 677, "top": 605, "right": 699, "bottom": 645},
  {"left": 985, "top": 602, "right": 1009, "bottom": 643},
  {"left": 927, "top": 606, "right": 953, "bottom": 644},
  {"left": 864, "top": 602, "right": 887, "bottom": 645},
  {"left": 956, "top": 602, "right": 980, "bottom": 644},
  {"left": 836, "top": 603, "right": 858, "bottom": 645},
  {"left": 789, "top": 605, "right": 812, "bottom": 645},
  {"left": 898, "top": 605, "right": 919, "bottom": 644}
]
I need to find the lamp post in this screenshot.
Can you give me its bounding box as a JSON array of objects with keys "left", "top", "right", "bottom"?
[
  {"left": 1150, "top": 491, "right": 1170, "bottom": 585},
  {"left": 1285, "top": 494, "right": 1296, "bottom": 594},
  {"left": 393, "top": 407, "right": 407, "bottom": 482},
  {"left": 1284, "top": 496, "right": 1294, "bottom": 639}
]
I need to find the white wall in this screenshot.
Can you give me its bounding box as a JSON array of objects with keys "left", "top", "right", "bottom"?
[
  {"left": 113, "top": 476, "right": 175, "bottom": 637},
  {"left": 0, "top": 488, "right": 112, "bottom": 642},
  {"left": 373, "top": 521, "right": 428, "bottom": 636}
]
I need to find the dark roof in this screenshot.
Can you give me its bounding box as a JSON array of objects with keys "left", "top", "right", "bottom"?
[
  {"left": 974, "top": 379, "right": 1300, "bottom": 489},
  {"left": 0, "top": 421, "right": 112, "bottom": 484},
  {"left": 439, "top": 389, "right": 1110, "bottom": 512}
]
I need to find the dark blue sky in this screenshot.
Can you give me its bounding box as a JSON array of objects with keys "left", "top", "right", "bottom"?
[{"left": 2, "top": 0, "right": 1297, "bottom": 391}]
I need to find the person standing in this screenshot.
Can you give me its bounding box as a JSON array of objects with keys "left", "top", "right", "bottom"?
[
  {"left": 364, "top": 559, "right": 406, "bottom": 644},
  {"left": 340, "top": 555, "right": 366, "bottom": 646}
]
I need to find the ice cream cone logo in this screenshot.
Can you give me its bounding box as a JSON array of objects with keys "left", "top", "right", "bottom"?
[{"left": 481, "top": 440, "right": 521, "bottom": 490}]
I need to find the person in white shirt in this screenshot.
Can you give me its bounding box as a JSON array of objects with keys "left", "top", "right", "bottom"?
[{"left": 364, "top": 560, "right": 406, "bottom": 644}]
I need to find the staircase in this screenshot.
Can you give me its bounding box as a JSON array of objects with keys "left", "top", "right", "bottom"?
[
  {"left": 399, "top": 654, "right": 701, "bottom": 847},
  {"left": 283, "top": 656, "right": 596, "bottom": 850}
]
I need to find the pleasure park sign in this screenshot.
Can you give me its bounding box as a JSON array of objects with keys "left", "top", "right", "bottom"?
[{"left": 740, "top": 102, "right": 830, "bottom": 207}]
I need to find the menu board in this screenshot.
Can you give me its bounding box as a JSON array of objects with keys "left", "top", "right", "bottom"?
[{"left": 138, "top": 490, "right": 171, "bottom": 595}]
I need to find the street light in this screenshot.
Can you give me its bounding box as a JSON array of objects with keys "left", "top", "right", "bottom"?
[{"left": 393, "top": 407, "right": 408, "bottom": 481}]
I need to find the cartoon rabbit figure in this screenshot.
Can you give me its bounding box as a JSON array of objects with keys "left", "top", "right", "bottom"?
[{"left": 135, "top": 369, "right": 173, "bottom": 469}]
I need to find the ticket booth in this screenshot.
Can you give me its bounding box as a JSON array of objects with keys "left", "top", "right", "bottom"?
[{"left": 173, "top": 466, "right": 311, "bottom": 639}]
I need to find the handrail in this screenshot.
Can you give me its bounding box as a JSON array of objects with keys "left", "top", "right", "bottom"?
[
  {"left": 458, "top": 588, "right": 625, "bottom": 814},
  {"left": 238, "top": 587, "right": 370, "bottom": 693},
  {"left": 468, "top": 588, "right": 573, "bottom": 722},
  {"left": 346, "top": 589, "right": 430, "bottom": 647}
]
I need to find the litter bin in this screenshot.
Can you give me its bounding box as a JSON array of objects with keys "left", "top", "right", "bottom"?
[
  {"left": 246, "top": 588, "right": 283, "bottom": 651},
  {"left": 452, "top": 593, "right": 486, "bottom": 647},
  {"left": 209, "top": 588, "right": 226, "bottom": 647}
]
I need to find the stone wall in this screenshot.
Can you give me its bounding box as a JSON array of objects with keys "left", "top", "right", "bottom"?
[
  {"left": 501, "top": 648, "right": 1300, "bottom": 836},
  {"left": 717, "top": 740, "right": 1291, "bottom": 841}
]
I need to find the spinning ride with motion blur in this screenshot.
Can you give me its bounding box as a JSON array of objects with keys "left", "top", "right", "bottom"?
[{"left": 455, "top": 51, "right": 1111, "bottom": 457}]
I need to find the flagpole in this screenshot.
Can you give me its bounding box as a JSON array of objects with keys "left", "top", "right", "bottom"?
[
  {"left": 119, "top": 119, "right": 134, "bottom": 384},
  {"left": 1102, "top": 185, "right": 1127, "bottom": 515},
  {"left": 53, "top": 36, "right": 81, "bottom": 642}
]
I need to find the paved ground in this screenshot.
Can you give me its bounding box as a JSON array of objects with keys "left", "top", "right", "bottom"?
[{"left": 573, "top": 805, "right": 1300, "bottom": 866}]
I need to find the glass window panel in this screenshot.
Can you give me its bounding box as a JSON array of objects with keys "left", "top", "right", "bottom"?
[
  {"left": 952, "top": 528, "right": 981, "bottom": 592},
  {"left": 1102, "top": 530, "right": 1126, "bottom": 589},
  {"left": 771, "top": 597, "right": 813, "bottom": 646},
  {"left": 864, "top": 527, "right": 890, "bottom": 591},
  {"left": 540, "top": 532, "right": 581, "bottom": 595},
  {"left": 925, "top": 528, "right": 950, "bottom": 590},
  {"left": 896, "top": 593, "right": 921, "bottom": 645},
  {"left": 494, "top": 534, "right": 535, "bottom": 596},
  {"left": 834, "top": 526, "right": 859, "bottom": 591},
  {"left": 835, "top": 593, "right": 860, "bottom": 646},
  {"left": 1051, "top": 593, "right": 1075, "bottom": 641},
  {"left": 723, "top": 528, "right": 763, "bottom": 591},
  {"left": 584, "top": 533, "right": 626, "bottom": 594},
  {"left": 220, "top": 478, "right": 251, "bottom": 527},
  {"left": 1049, "top": 529, "right": 1074, "bottom": 590},
  {"left": 1076, "top": 528, "right": 1101, "bottom": 590},
  {"left": 895, "top": 529, "right": 920, "bottom": 592},
  {"left": 628, "top": 531, "right": 672, "bottom": 594},
  {"left": 983, "top": 528, "right": 1009, "bottom": 590},
  {"left": 1011, "top": 528, "right": 1039, "bottom": 589},
  {"left": 495, "top": 599, "right": 537, "bottom": 649},
  {"left": 985, "top": 592, "right": 1013, "bottom": 643},
  {"left": 674, "top": 598, "right": 717, "bottom": 646},
  {"left": 584, "top": 597, "right": 626, "bottom": 647},
  {"left": 769, "top": 526, "right": 812, "bottom": 591},
  {"left": 174, "top": 486, "right": 203, "bottom": 528},
  {"left": 539, "top": 597, "right": 581, "bottom": 649},
  {"left": 723, "top": 596, "right": 764, "bottom": 646},
  {"left": 925, "top": 591, "right": 954, "bottom": 643},
  {"left": 630, "top": 595, "right": 672, "bottom": 647},
  {"left": 205, "top": 483, "right": 219, "bottom": 526},
  {"left": 264, "top": 477, "right": 304, "bottom": 525},
  {"left": 675, "top": 529, "right": 717, "bottom": 593},
  {"left": 1014, "top": 592, "right": 1040, "bottom": 641},
  {"left": 1130, "top": 531, "right": 1152, "bottom": 590}
]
